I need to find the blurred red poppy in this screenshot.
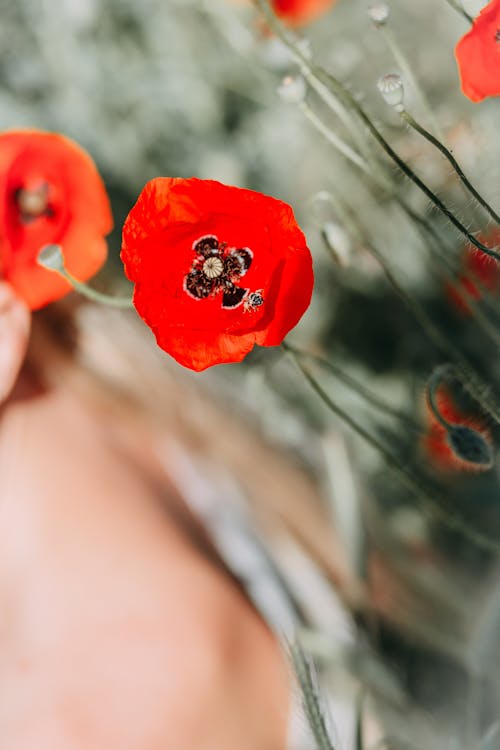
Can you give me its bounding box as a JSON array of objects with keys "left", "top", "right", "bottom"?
[
  {"left": 455, "top": 0, "right": 500, "bottom": 102},
  {"left": 271, "top": 0, "right": 336, "bottom": 26},
  {"left": 446, "top": 229, "right": 500, "bottom": 314},
  {"left": 423, "top": 387, "right": 492, "bottom": 472},
  {"left": 0, "top": 129, "right": 112, "bottom": 310},
  {"left": 121, "top": 177, "right": 313, "bottom": 371}
]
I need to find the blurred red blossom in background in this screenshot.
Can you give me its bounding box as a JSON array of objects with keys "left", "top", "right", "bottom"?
[
  {"left": 455, "top": 0, "right": 500, "bottom": 102},
  {"left": 0, "top": 129, "right": 112, "bottom": 310},
  {"left": 446, "top": 230, "right": 500, "bottom": 314},
  {"left": 271, "top": 0, "right": 337, "bottom": 26},
  {"left": 423, "top": 387, "right": 492, "bottom": 472},
  {"left": 121, "top": 177, "right": 313, "bottom": 371}
]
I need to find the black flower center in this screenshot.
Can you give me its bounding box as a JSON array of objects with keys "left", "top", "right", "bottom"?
[
  {"left": 184, "top": 234, "right": 254, "bottom": 309},
  {"left": 496, "top": 28, "right": 500, "bottom": 42}
]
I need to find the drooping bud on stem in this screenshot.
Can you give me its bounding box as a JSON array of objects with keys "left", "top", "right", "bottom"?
[{"left": 426, "top": 366, "right": 494, "bottom": 471}]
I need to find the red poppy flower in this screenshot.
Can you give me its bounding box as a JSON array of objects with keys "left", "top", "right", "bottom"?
[
  {"left": 0, "top": 129, "right": 112, "bottom": 310},
  {"left": 455, "top": 0, "right": 500, "bottom": 102},
  {"left": 120, "top": 177, "right": 313, "bottom": 371},
  {"left": 271, "top": 0, "right": 336, "bottom": 26},
  {"left": 446, "top": 229, "right": 500, "bottom": 314},
  {"left": 422, "top": 387, "right": 492, "bottom": 472}
]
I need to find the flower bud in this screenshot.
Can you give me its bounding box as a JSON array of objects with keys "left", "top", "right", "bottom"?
[
  {"left": 377, "top": 73, "right": 404, "bottom": 111},
  {"left": 37, "top": 244, "right": 65, "bottom": 272},
  {"left": 369, "top": 3, "right": 389, "bottom": 26},
  {"left": 278, "top": 74, "right": 307, "bottom": 104}
]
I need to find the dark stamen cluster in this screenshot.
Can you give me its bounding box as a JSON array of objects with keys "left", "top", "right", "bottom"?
[{"left": 184, "top": 234, "right": 253, "bottom": 309}]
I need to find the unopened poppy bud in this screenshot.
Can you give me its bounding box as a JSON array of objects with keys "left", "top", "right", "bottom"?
[
  {"left": 37, "top": 244, "right": 65, "bottom": 272},
  {"left": 377, "top": 73, "right": 404, "bottom": 111},
  {"left": 447, "top": 425, "right": 494, "bottom": 470},
  {"left": 278, "top": 74, "right": 307, "bottom": 104},
  {"left": 369, "top": 3, "right": 389, "bottom": 26}
]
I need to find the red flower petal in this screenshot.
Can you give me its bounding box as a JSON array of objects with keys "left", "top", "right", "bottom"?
[
  {"left": 121, "top": 177, "right": 313, "bottom": 371},
  {"left": 0, "top": 129, "right": 112, "bottom": 310},
  {"left": 455, "top": 0, "right": 500, "bottom": 102},
  {"left": 446, "top": 228, "right": 500, "bottom": 315},
  {"left": 272, "top": 0, "right": 337, "bottom": 26}
]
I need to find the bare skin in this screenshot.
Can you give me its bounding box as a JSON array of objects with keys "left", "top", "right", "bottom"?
[{"left": 0, "top": 283, "right": 290, "bottom": 750}]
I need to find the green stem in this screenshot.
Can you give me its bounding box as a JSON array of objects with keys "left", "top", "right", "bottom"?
[
  {"left": 380, "top": 24, "right": 445, "bottom": 142},
  {"left": 400, "top": 109, "right": 500, "bottom": 226},
  {"left": 288, "top": 642, "right": 336, "bottom": 750},
  {"left": 285, "top": 344, "right": 421, "bottom": 432},
  {"left": 58, "top": 268, "right": 134, "bottom": 309},
  {"left": 322, "top": 190, "right": 500, "bottom": 425},
  {"left": 444, "top": 0, "right": 474, "bottom": 23},
  {"left": 426, "top": 366, "right": 452, "bottom": 430},
  {"left": 304, "top": 99, "right": 500, "bottom": 349},
  {"left": 252, "top": 0, "right": 500, "bottom": 262},
  {"left": 283, "top": 342, "right": 500, "bottom": 552},
  {"left": 299, "top": 101, "right": 368, "bottom": 171}
]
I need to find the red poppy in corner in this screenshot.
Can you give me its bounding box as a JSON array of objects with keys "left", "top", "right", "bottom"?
[
  {"left": 455, "top": 0, "right": 500, "bottom": 102},
  {"left": 0, "top": 129, "right": 112, "bottom": 310},
  {"left": 271, "top": 0, "right": 336, "bottom": 26},
  {"left": 120, "top": 177, "right": 314, "bottom": 371}
]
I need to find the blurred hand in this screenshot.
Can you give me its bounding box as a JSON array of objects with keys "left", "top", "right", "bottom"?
[{"left": 0, "top": 282, "right": 30, "bottom": 403}]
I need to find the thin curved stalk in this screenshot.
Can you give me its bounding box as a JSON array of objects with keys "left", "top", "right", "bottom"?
[
  {"left": 379, "top": 24, "right": 445, "bottom": 142},
  {"left": 444, "top": 0, "right": 474, "bottom": 23},
  {"left": 401, "top": 109, "right": 500, "bottom": 226},
  {"left": 283, "top": 343, "right": 500, "bottom": 553},
  {"left": 288, "top": 641, "right": 337, "bottom": 750},
  {"left": 299, "top": 101, "right": 368, "bottom": 171},
  {"left": 285, "top": 343, "right": 421, "bottom": 432},
  {"left": 60, "top": 269, "right": 134, "bottom": 309},
  {"left": 252, "top": 0, "right": 500, "bottom": 262}
]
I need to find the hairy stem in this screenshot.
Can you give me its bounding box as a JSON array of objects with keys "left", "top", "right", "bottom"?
[
  {"left": 401, "top": 109, "right": 500, "bottom": 226},
  {"left": 283, "top": 343, "right": 500, "bottom": 552},
  {"left": 252, "top": 0, "right": 500, "bottom": 261}
]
